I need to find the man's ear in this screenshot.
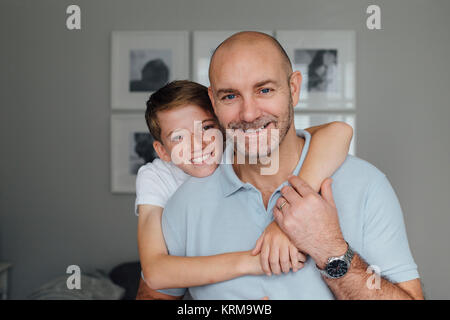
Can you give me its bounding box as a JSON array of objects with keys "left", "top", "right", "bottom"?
[
  {"left": 153, "top": 140, "right": 171, "bottom": 162},
  {"left": 208, "top": 86, "right": 217, "bottom": 114},
  {"left": 289, "top": 71, "right": 302, "bottom": 107}
]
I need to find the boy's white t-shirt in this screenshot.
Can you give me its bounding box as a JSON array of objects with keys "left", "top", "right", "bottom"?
[{"left": 134, "top": 158, "right": 190, "bottom": 215}]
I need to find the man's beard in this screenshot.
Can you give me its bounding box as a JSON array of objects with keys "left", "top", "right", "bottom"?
[{"left": 226, "top": 97, "right": 294, "bottom": 161}]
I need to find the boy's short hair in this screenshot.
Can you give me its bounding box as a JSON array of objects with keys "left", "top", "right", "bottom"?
[{"left": 145, "top": 80, "right": 216, "bottom": 143}]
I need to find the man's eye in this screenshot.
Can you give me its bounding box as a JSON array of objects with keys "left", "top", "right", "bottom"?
[
  {"left": 172, "top": 135, "right": 183, "bottom": 142},
  {"left": 222, "top": 94, "right": 236, "bottom": 100},
  {"left": 260, "top": 88, "right": 271, "bottom": 94}
]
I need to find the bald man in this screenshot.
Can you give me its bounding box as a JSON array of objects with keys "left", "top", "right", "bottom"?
[{"left": 138, "top": 32, "right": 423, "bottom": 300}]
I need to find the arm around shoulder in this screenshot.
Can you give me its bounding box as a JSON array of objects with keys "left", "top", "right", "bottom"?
[{"left": 138, "top": 203, "right": 263, "bottom": 291}]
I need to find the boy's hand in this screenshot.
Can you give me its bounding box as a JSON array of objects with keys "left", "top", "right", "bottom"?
[{"left": 252, "top": 221, "right": 306, "bottom": 276}]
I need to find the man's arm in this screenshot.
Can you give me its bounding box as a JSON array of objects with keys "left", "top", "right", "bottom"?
[
  {"left": 302, "top": 121, "right": 353, "bottom": 191},
  {"left": 323, "top": 253, "right": 423, "bottom": 300},
  {"left": 273, "top": 176, "right": 424, "bottom": 300},
  {"left": 136, "top": 278, "right": 183, "bottom": 300}
]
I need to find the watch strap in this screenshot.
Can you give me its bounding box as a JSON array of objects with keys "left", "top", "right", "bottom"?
[{"left": 318, "top": 242, "right": 354, "bottom": 279}]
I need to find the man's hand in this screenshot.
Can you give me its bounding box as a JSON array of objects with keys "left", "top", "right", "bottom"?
[
  {"left": 273, "top": 176, "right": 347, "bottom": 269},
  {"left": 252, "top": 221, "right": 307, "bottom": 276},
  {"left": 274, "top": 176, "right": 424, "bottom": 300}
]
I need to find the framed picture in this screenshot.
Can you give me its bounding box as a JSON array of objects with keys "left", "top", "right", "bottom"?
[
  {"left": 193, "top": 30, "right": 273, "bottom": 87},
  {"left": 276, "top": 30, "right": 355, "bottom": 110},
  {"left": 111, "top": 31, "right": 189, "bottom": 110},
  {"left": 294, "top": 112, "right": 356, "bottom": 155},
  {"left": 111, "top": 114, "right": 158, "bottom": 193}
]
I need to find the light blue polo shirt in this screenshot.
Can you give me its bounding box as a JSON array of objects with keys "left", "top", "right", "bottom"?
[{"left": 159, "top": 130, "right": 419, "bottom": 299}]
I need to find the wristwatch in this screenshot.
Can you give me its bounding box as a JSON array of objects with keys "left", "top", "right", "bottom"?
[{"left": 317, "top": 242, "right": 354, "bottom": 279}]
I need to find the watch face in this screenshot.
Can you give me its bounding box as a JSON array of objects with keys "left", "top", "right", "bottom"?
[{"left": 326, "top": 259, "right": 348, "bottom": 278}]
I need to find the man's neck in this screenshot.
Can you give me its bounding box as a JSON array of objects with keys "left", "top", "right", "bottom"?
[{"left": 232, "top": 127, "right": 305, "bottom": 202}]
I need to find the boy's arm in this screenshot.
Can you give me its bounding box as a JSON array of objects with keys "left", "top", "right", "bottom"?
[
  {"left": 302, "top": 121, "right": 353, "bottom": 191},
  {"left": 136, "top": 278, "right": 182, "bottom": 300},
  {"left": 138, "top": 204, "right": 263, "bottom": 291}
]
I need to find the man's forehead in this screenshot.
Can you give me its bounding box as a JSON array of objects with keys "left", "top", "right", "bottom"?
[
  {"left": 210, "top": 44, "right": 285, "bottom": 89},
  {"left": 209, "top": 42, "right": 290, "bottom": 89},
  {"left": 209, "top": 32, "right": 291, "bottom": 86},
  {"left": 213, "top": 71, "right": 281, "bottom": 92}
]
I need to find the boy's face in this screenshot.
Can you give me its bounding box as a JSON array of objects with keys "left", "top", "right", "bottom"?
[{"left": 153, "top": 104, "right": 221, "bottom": 178}]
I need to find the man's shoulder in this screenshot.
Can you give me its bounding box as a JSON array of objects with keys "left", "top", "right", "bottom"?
[
  {"left": 340, "top": 154, "right": 383, "bottom": 172},
  {"left": 333, "top": 155, "right": 387, "bottom": 186},
  {"left": 331, "top": 156, "right": 397, "bottom": 225}
]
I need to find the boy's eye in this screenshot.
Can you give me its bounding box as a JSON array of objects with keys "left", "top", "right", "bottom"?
[
  {"left": 171, "top": 135, "right": 183, "bottom": 142},
  {"left": 203, "top": 125, "right": 215, "bottom": 131}
]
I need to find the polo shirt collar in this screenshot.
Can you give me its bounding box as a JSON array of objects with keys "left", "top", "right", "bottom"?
[
  {"left": 218, "top": 129, "right": 311, "bottom": 197},
  {"left": 219, "top": 143, "right": 246, "bottom": 197}
]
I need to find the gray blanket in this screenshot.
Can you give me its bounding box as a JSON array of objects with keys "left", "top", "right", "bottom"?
[{"left": 28, "top": 271, "right": 125, "bottom": 300}]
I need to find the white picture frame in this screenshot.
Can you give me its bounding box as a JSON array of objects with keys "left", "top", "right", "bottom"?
[
  {"left": 193, "top": 30, "right": 274, "bottom": 87},
  {"left": 294, "top": 112, "right": 356, "bottom": 155},
  {"left": 111, "top": 114, "right": 158, "bottom": 193},
  {"left": 276, "top": 30, "right": 355, "bottom": 110},
  {"left": 111, "top": 31, "right": 189, "bottom": 110}
]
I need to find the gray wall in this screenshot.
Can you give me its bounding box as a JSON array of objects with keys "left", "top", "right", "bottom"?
[{"left": 1, "top": 0, "right": 449, "bottom": 299}]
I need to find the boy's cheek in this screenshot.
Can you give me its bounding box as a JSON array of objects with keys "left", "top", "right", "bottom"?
[{"left": 161, "top": 139, "right": 184, "bottom": 164}]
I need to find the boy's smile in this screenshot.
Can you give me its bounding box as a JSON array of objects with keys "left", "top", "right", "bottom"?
[{"left": 153, "top": 104, "right": 222, "bottom": 178}]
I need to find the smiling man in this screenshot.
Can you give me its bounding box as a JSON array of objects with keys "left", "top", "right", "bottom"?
[{"left": 154, "top": 31, "right": 423, "bottom": 299}]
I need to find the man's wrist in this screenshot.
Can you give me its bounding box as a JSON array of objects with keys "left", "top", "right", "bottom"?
[{"left": 312, "top": 239, "right": 348, "bottom": 270}]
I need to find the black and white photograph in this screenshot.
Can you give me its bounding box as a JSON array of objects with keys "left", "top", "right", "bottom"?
[
  {"left": 276, "top": 30, "right": 355, "bottom": 110},
  {"left": 111, "top": 31, "right": 189, "bottom": 110},
  {"left": 129, "top": 49, "right": 171, "bottom": 92},
  {"left": 129, "top": 132, "right": 158, "bottom": 175},
  {"left": 111, "top": 114, "right": 151, "bottom": 193},
  {"left": 294, "top": 49, "right": 338, "bottom": 93}
]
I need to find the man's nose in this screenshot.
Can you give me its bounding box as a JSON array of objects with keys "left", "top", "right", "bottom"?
[{"left": 239, "top": 96, "right": 261, "bottom": 124}]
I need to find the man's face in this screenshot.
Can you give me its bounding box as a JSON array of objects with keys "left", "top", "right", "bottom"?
[{"left": 209, "top": 42, "right": 297, "bottom": 159}]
